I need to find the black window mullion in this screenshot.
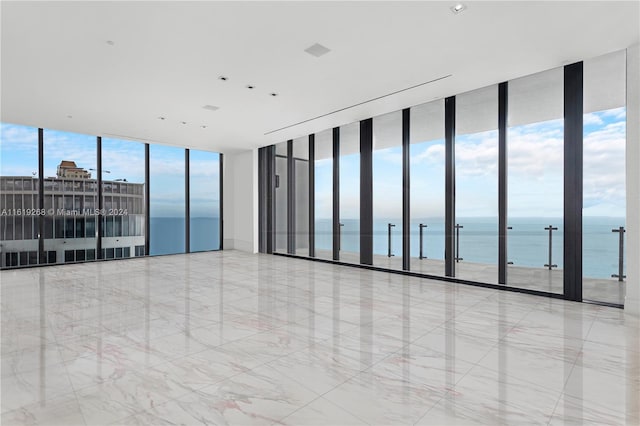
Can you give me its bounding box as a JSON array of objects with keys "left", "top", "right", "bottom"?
[
  {"left": 38, "top": 129, "right": 45, "bottom": 264},
  {"left": 185, "top": 149, "right": 190, "bottom": 253},
  {"left": 332, "top": 128, "right": 340, "bottom": 261},
  {"left": 144, "top": 143, "right": 150, "bottom": 256},
  {"left": 287, "top": 140, "right": 295, "bottom": 254},
  {"left": 498, "top": 82, "right": 508, "bottom": 284},
  {"left": 564, "top": 62, "right": 584, "bottom": 302},
  {"left": 402, "top": 108, "right": 410, "bottom": 271},
  {"left": 258, "top": 147, "right": 274, "bottom": 254},
  {"left": 219, "top": 153, "right": 224, "bottom": 250},
  {"left": 360, "top": 119, "right": 373, "bottom": 265},
  {"left": 309, "top": 134, "right": 315, "bottom": 257},
  {"left": 445, "top": 96, "right": 456, "bottom": 277},
  {"left": 97, "top": 136, "right": 103, "bottom": 259}
]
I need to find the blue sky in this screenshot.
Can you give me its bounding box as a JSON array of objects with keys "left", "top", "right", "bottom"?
[
  {"left": 313, "top": 106, "right": 625, "bottom": 219},
  {"left": 0, "top": 125, "right": 220, "bottom": 218},
  {"left": 0, "top": 106, "right": 625, "bottom": 219}
]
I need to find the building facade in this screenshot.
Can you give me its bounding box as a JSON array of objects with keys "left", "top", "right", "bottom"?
[{"left": 0, "top": 162, "right": 145, "bottom": 267}]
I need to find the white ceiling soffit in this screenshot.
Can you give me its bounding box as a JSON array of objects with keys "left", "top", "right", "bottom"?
[{"left": 1, "top": 1, "right": 638, "bottom": 155}]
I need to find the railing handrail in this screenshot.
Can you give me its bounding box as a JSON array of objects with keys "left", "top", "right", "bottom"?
[
  {"left": 419, "top": 223, "right": 428, "bottom": 259},
  {"left": 387, "top": 223, "right": 396, "bottom": 258},
  {"left": 611, "top": 226, "right": 626, "bottom": 281}
]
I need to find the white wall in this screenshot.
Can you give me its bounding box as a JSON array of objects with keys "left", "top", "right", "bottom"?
[
  {"left": 222, "top": 149, "right": 258, "bottom": 253},
  {"left": 625, "top": 44, "right": 640, "bottom": 318}
]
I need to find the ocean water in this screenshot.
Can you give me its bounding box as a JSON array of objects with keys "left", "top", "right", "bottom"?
[
  {"left": 314, "top": 217, "right": 626, "bottom": 279},
  {"left": 150, "top": 216, "right": 625, "bottom": 279},
  {"left": 150, "top": 217, "right": 220, "bottom": 255}
]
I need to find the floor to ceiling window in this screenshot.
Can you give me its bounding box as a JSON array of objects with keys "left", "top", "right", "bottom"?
[
  {"left": 293, "top": 137, "right": 310, "bottom": 256},
  {"left": 43, "top": 129, "right": 97, "bottom": 264},
  {"left": 260, "top": 51, "right": 630, "bottom": 308},
  {"left": 149, "top": 145, "right": 185, "bottom": 256},
  {"left": 455, "top": 85, "right": 499, "bottom": 283},
  {"left": 101, "top": 138, "right": 146, "bottom": 259},
  {"left": 274, "top": 141, "right": 288, "bottom": 253},
  {"left": 1, "top": 124, "right": 221, "bottom": 268},
  {"left": 338, "top": 122, "right": 360, "bottom": 264},
  {"left": 507, "top": 67, "right": 564, "bottom": 293},
  {"left": 189, "top": 150, "right": 221, "bottom": 252},
  {"left": 0, "top": 124, "right": 41, "bottom": 267},
  {"left": 314, "top": 129, "right": 333, "bottom": 261},
  {"left": 372, "top": 111, "right": 403, "bottom": 270},
  {"left": 582, "top": 50, "right": 627, "bottom": 305},
  {"left": 409, "top": 99, "right": 445, "bottom": 275}
]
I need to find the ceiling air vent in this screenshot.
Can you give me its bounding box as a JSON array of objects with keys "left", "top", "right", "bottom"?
[
  {"left": 202, "top": 105, "right": 219, "bottom": 112},
  {"left": 304, "top": 43, "right": 331, "bottom": 58}
]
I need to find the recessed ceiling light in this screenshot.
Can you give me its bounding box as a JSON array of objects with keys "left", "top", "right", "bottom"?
[
  {"left": 106, "top": 40, "right": 115, "bottom": 46},
  {"left": 450, "top": 3, "right": 467, "bottom": 14},
  {"left": 270, "top": 93, "right": 278, "bottom": 97},
  {"left": 218, "top": 76, "right": 228, "bottom": 81},
  {"left": 246, "top": 85, "right": 255, "bottom": 89},
  {"left": 304, "top": 43, "right": 331, "bottom": 58},
  {"left": 158, "top": 116, "right": 166, "bottom": 120},
  {"left": 202, "top": 105, "right": 219, "bottom": 111},
  {"left": 201, "top": 125, "right": 207, "bottom": 129},
  {"left": 67, "top": 115, "right": 73, "bottom": 119},
  {"left": 181, "top": 121, "right": 187, "bottom": 125}
]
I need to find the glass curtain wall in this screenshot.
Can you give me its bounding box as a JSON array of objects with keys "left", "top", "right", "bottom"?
[
  {"left": 189, "top": 150, "right": 221, "bottom": 252},
  {"left": 101, "top": 138, "right": 146, "bottom": 259},
  {"left": 314, "top": 130, "right": 333, "bottom": 260},
  {"left": 372, "top": 111, "right": 403, "bottom": 270},
  {"left": 409, "top": 99, "right": 445, "bottom": 275},
  {"left": 1, "top": 124, "right": 221, "bottom": 268},
  {"left": 0, "top": 124, "right": 41, "bottom": 267},
  {"left": 507, "top": 68, "right": 564, "bottom": 293},
  {"left": 43, "top": 129, "right": 97, "bottom": 264},
  {"left": 455, "top": 86, "right": 499, "bottom": 283},
  {"left": 149, "top": 145, "right": 185, "bottom": 255},
  {"left": 293, "top": 137, "right": 310, "bottom": 256},
  {"left": 274, "top": 141, "right": 288, "bottom": 253},
  {"left": 338, "top": 122, "right": 360, "bottom": 264},
  {"left": 583, "top": 50, "right": 627, "bottom": 305}
]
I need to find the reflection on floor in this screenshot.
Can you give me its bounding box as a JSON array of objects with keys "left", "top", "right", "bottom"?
[
  {"left": 286, "top": 249, "right": 625, "bottom": 305},
  {"left": 1, "top": 250, "right": 638, "bottom": 425}
]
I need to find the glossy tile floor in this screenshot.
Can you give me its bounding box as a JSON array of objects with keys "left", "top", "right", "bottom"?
[{"left": 1, "top": 250, "right": 639, "bottom": 425}]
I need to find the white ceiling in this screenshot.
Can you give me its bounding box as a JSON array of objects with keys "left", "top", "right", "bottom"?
[{"left": 1, "top": 1, "right": 638, "bottom": 155}]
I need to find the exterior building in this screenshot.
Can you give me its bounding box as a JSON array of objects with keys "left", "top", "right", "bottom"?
[
  {"left": 56, "top": 160, "right": 91, "bottom": 179},
  {"left": 0, "top": 161, "right": 145, "bottom": 267}
]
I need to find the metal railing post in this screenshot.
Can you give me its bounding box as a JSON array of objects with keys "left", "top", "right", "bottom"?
[
  {"left": 387, "top": 223, "right": 396, "bottom": 258},
  {"left": 611, "top": 226, "right": 626, "bottom": 281},
  {"left": 455, "top": 223, "right": 463, "bottom": 263},
  {"left": 507, "top": 226, "right": 513, "bottom": 265},
  {"left": 544, "top": 225, "right": 558, "bottom": 270},
  {"left": 339, "top": 223, "right": 344, "bottom": 251},
  {"left": 419, "top": 224, "right": 427, "bottom": 259}
]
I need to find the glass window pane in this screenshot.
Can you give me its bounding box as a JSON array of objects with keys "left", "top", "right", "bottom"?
[
  {"left": 456, "top": 85, "right": 499, "bottom": 283},
  {"left": 339, "top": 123, "right": 360, "bottom": 264},
  {"left": 507, "top": 67, "right": 564, "bottom": 293},
  {"left": 0, "top": 124, "right": 39, "bottom": 268},
  {"left": 410, "top": 99, "right": 445, "bottom": 275},
  {"left": 314, "top": 130, "right": 333, "bottom": 260},
  {"left": 189, "top": 150, "right": 220, "bottom": 252},
  {"left": 150, "top": 145, "right": 185, "bottom": 255},
  {"left": 373, "top": 111, "right": 403, "bottom": 270},
  {"left": 583, "top": 49, "right": 626, "bottom": 305},
  {"left": 44, "top": 129, "right": 97, "bottom": 265},
  {"left": 293, "top": 137, "right": 310, "bottom": 256},
  {"left": 274, "top": 142, "right": 288, "bottom": 253}
]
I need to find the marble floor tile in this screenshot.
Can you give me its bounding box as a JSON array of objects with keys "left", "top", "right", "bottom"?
[
  {"left": 279, "top": 396, "right": 368, "bottom": 426},
  {"left": 1, "top": 250, "right": 638, "bottom": 425}
]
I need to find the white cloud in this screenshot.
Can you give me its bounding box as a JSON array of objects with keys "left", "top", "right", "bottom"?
[{"left": 583, "top": 113, "right": 604, "bottom": 126}]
